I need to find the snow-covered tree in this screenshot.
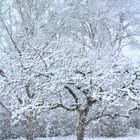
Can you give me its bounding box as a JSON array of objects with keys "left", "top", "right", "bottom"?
[
  {"left": 0, "top": 0, "right": 139, "bottom": 139},
  {"left": 48, "top": 1, "right": 139, "bottom": 140},
  {"left": 0, "top": 0, "right": 68, "bottom": 139}
]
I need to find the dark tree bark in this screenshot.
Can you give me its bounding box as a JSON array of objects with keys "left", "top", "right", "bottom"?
[
  {"left": 49, "top": 85, "right": 96, "bottom": 140},
  {"left": 26, "top": 116, "right": 33, "bottom": 140},
  {"left": 77, "top": 110, "right": 87, "bottom": 140}
]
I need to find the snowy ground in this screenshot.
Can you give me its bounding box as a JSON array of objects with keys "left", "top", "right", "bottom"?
[{"left": 6, "top": 135, "right": 140, "bottom": 140}]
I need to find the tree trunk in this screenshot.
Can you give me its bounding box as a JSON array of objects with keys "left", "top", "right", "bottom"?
[
  {"left": 26, "top": 116, "right": 33, "bottom": 140},
  {"left": 77, "top": 111, "right": 87, "bottom": 140}
]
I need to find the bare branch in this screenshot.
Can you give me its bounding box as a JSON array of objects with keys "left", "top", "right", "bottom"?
[
  {"left": 49, "top": 103, "right": 77, "bottom": 111},
  {"left": 2, "top": 21, "right": 22, "bottom": 55},
  {"left": 64, "top": 85, "right": 79, "bottom": 104},
  {"left": 129, "top": 106, "right": 140, "bottom": 114},
  {"left": 86, "top": 113, "right": 129, "bottom": 126},
  {"left": 74, "top": 70, "right": 86, "bottom": 76}
]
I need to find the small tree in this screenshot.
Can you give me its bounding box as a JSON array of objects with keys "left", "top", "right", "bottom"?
[
  {"left": 0, "top": 0, "right": 67, "bottom": 139},
  {"left": 49, "top": 55, "right": 134, "bottom": 140},
  {"left": 48, "top": 0, "right": 138, "bottom": 140}
]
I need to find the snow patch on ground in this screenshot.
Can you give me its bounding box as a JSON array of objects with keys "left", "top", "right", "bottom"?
[{"left": 6, "top": 135, "right": 140, "bottom": 140}]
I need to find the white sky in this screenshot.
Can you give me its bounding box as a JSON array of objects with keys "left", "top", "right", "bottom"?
[{"left": 122, "top": 46, "right": 140, "bottom": 65}]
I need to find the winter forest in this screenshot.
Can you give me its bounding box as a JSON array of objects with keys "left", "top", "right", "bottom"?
[{"left": 0, "top": 0, "right": 140, "bottom": 140}]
